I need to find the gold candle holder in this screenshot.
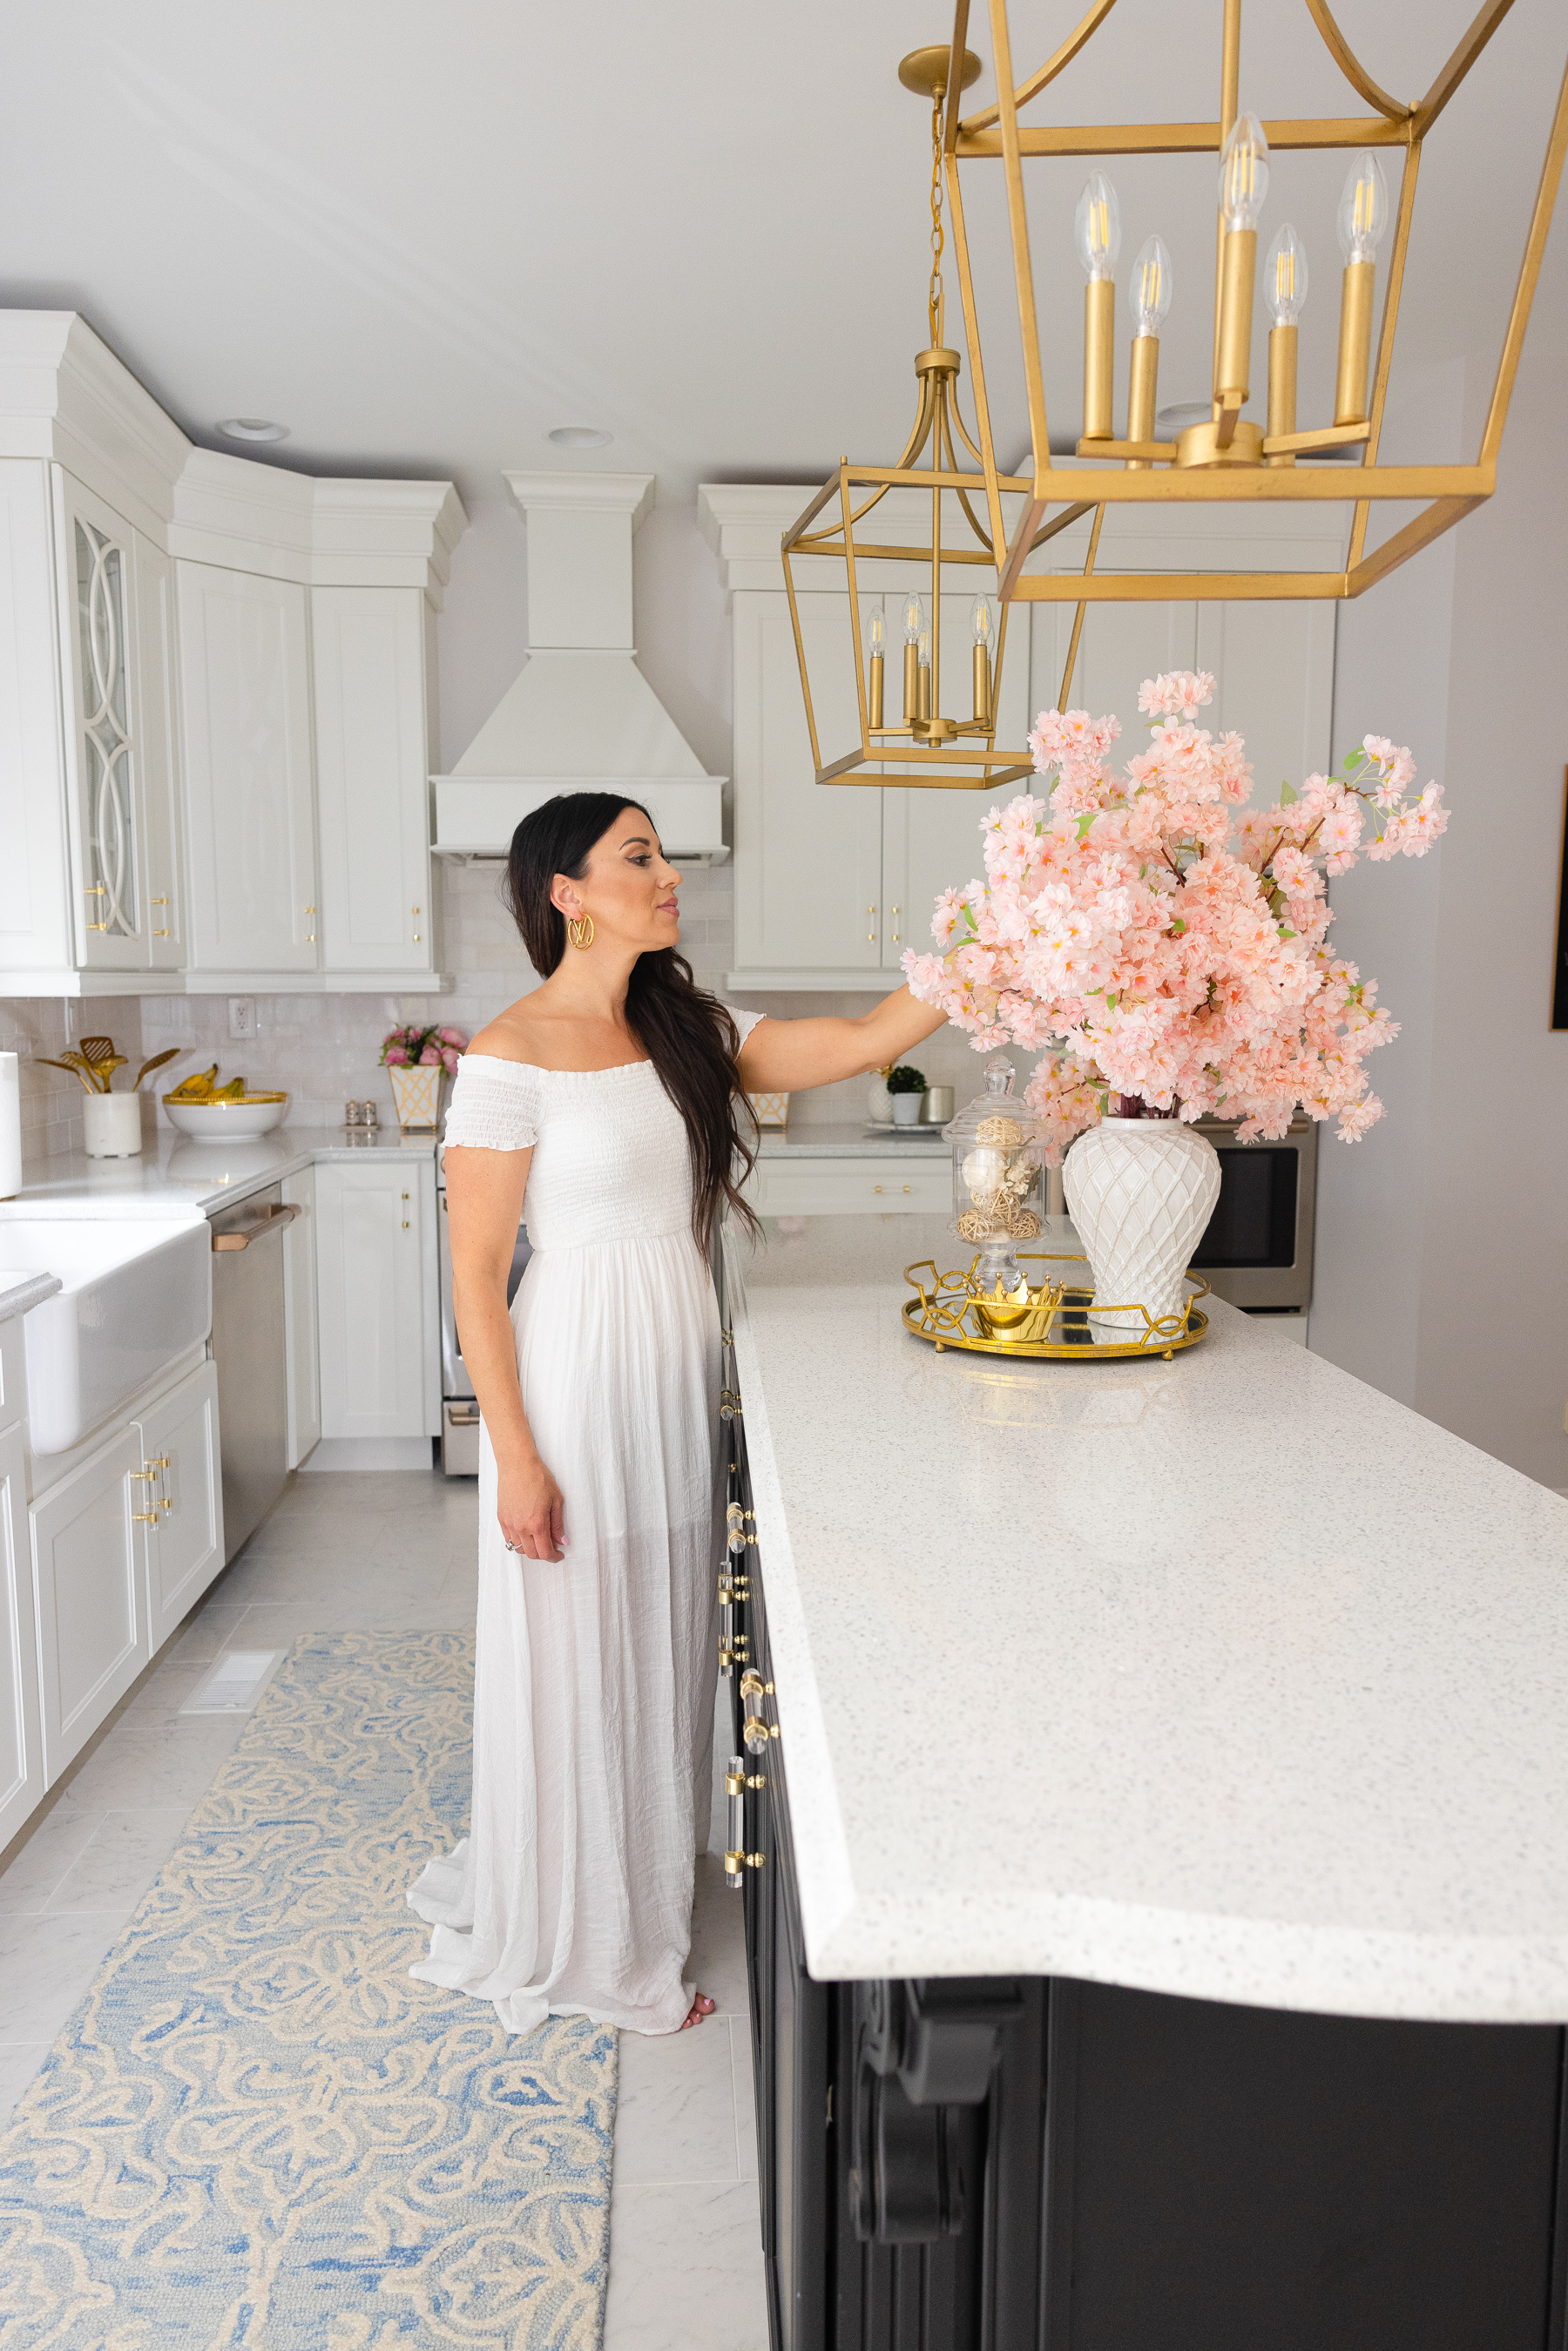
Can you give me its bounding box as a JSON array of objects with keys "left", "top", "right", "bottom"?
[
  {"left": 1266, "top": 322, "right": 1298, "bottom": 465},
  {"left": 868, "top": 651, "right": 884, "bottom": 730},
  {"left": 1335, "top": 260, "right": 1375, "bottom": 426},
  {"left": 1125, "top": 333, "right": 1159, "bottom": 470},
  {"left": 972, "top": 642, "right": 991, "bottom": 726},
  {"left": 916, "top": 631, "right": 932, "bottom": 721},
  {"left": 902, "top": 641, "right": 919, "bottom": 722},
  {"left": 1083, "top": 277, "right": 1115, "bottom": 442},
  {"left": 1214, "top": 227, "right": 1257, "bottom": 409}
]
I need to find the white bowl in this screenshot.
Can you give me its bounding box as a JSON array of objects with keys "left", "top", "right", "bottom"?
[{"left": 165, "top": 1097, "right": 287, "bottom": 1138}]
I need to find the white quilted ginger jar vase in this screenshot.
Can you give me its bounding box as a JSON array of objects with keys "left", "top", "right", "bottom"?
[{"left": 1063, "top": 1118, "right": 1221, "bottom": 1337}]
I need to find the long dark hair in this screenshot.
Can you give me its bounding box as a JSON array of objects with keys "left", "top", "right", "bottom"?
[{"left": 502, "top": 793, "right": 758, "bottom": 1246}]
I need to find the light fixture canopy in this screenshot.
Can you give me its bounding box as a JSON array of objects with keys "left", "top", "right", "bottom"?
[
  {"left": 927, "top": 0, "right": 1568, "bottom": 612},
  {"left": 218, "top": 417, "right": 289, "bottom": 443}
]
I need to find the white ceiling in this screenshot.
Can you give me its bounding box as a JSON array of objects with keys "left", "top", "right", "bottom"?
[{"left": 3, "top": 1, "right": 1563, "bottom": 508}]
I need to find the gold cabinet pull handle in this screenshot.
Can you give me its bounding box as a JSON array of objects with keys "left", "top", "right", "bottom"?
[
  {"left": 402, "top": 1189, "right": 410, "bottom": 1231},
  {"left": 867, "top": 902, "right": 877, "bottom": 943}
]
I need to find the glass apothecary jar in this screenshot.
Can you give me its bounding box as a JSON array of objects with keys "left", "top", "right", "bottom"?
[{"left": 942, "top": 1055, "right": 1044, "bottom": 1296}]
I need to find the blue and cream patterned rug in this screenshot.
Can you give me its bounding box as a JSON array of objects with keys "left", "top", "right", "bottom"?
[{"left": 0, "top": 1632, "right": 616, "bottom": 2350}]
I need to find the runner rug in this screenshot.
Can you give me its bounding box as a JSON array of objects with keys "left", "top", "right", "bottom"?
[{"left": 0, "top": 1631, "right": 616, "bottom": 2350}]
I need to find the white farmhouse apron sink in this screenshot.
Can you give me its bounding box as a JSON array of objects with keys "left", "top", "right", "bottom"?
[{"left": 0, "top": 1220, "right": 212, "bottom": 1454}]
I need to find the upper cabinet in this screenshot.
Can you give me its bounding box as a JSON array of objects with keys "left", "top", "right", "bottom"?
[
  {"left": 311, "top": 586, "right": 436, "bottom": 975},
  {"left": 178, "top": 563, "right": 318, "bottom": 975},
  {"left": 701, "top": 486, "right": 1337, "bottom": 989},
  {"left": 0, "top": 312, "right": 465, "bottom": 996}
]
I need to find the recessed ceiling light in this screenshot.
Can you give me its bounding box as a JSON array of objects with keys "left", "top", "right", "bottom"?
[
  {"left": 549, "top": 425, "right": 612, "bottom": 449},
  {"left": 218, "top": 417, "right": 290, "bottom": 443}
]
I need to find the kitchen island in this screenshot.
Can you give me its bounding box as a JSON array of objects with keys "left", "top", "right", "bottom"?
[{"left": 720, "top": 1212, "right": 1568, "bottom": 2351}]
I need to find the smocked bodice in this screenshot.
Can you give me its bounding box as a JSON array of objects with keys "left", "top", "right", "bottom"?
[{"left": 443, "top": 1010, "right": 763, "bottom": 1253}]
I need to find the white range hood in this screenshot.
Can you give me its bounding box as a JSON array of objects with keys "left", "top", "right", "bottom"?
[{"left": 431, "top": 470, "right": 727, "bottom": 864}]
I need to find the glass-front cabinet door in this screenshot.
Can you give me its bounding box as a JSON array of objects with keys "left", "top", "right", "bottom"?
[{"left": 53, "top": 472, "right": 156, "bottom": 969}]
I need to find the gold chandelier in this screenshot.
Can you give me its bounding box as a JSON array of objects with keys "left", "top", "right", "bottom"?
[
  {"left": 936, "top": 0, "right": 1568, "bottom": 611},
  {"left": 781, "top": 44, "right": 1040, "bottom": 791}
]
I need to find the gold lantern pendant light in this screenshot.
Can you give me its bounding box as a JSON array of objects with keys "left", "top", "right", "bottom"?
[{"left": 780, "top": 44, "right": 1036, "bottom": 792}]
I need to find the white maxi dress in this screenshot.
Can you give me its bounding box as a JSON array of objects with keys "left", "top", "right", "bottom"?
[{"left": 408, "top": 1017, "right": 762, "bottom": 2037}]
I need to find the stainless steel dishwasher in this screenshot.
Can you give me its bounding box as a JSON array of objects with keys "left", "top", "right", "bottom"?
[{"left": 208, "top": 1184, "right": 298, "bottom": 1558}]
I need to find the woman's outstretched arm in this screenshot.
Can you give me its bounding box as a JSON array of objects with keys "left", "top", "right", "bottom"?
[
  {"left": 444, "top": 1141, "right": 566, "bottom": 1562},
  {"left": 733, "top": 985, "right": 949, "bottom": 1094}
]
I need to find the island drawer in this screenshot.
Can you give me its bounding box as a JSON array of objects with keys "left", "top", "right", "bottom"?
[{"left": 746, "top": 1156, "right": 949, "bottom": 1216}]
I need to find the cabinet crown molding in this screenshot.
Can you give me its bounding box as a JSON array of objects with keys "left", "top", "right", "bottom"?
[
  {"left": 504, "top": 470, "right": 655, "bottom": 527},
  {"left": 172, "top": 450, "right": 467, "bottom": 600},
  {"left": 0, "top": 312, "right": 191, "bottom": 541}
]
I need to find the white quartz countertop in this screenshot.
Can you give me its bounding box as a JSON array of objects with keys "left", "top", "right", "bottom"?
[
  {"left": 0, "top": 1126, "right": 435, "bottom": 1221},
  {"left": 723, "top": 1212, "right": 1568, "bottom": 2024}
]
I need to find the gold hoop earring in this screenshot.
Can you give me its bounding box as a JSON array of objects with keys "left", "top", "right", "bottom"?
[{"left": 567, "top": 915, "right": 594, "bottom": 951}]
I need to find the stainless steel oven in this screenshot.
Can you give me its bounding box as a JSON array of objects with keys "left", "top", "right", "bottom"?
[
  {"left": 436, "top": 1145, "right": 531, "bottom": 1475},
  {"left": 1189, "top": 1117, "right": 1317, "bottom": 1311}
]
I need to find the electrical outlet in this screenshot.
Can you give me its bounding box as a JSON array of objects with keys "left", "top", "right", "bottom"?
[{"left": 227, "top": 997, "right": 256, "bottom": 1041}]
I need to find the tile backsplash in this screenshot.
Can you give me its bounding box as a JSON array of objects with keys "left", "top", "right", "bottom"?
[{"left": 12, "top": 855, "right": 995, "bottom": 1162}]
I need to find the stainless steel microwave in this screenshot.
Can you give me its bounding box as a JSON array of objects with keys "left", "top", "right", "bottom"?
[{"left": 1188, "top": 1116, "right": 1317, "bottom": 1311}]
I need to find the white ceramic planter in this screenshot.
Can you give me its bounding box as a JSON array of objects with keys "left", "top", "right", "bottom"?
[
  {"left": 387, "top": 1063, "right": 442, "bottom": 1133},
  {"left": 83, "top": 1091, "right": 143, "bottom": 1159},
  {"left": 1063, "top": 1117, "right": 1220, "bottom": 1335},
  {"left": 891, "top": 1093, "right": 923, "bottom": 1126}
]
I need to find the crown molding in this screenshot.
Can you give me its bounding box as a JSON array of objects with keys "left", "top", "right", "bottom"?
[
  {"left": 504, "top": 470, "right": 655, "bottom": 529},
  {"left": 0, "top": 312, "right": 191, "bottom": 540},
  {"left": 170, "top": 450, "right": 469, "bottom": 602}
]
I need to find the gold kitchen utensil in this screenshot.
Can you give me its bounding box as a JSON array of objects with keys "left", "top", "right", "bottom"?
[
  {"left": 133, "top": 1048, "right": 179, "bottom": 1091},
  {"left": 37, "top": 1054, "right": 100, "bottom": 1094},
  {"left": 77, "top": 1037, "right": 122, "bottom": 1090}
]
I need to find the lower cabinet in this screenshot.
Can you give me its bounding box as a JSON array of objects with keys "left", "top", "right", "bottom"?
[
  {"left": 28, "top": 1358, "right": 225, "bottom": 1790},
  {"left": 0, "top": 1419, "right": 43, "bottom": 1849},
  {"left": 134, "top": 1360, "right": 224, "bottom": 1654},
  {"left": 314, "top": 1158, "right": 438, "bottom": 1441},
  {"left": 30, "top": 1422, "right": 145, "bottom": 1787},
  {"left": 746, "top": 1157, "right": 950, "bottom": 1218}
]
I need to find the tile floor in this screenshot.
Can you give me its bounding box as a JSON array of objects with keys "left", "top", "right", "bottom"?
[{"left": 0, "top": 1467, "right": 769, "bottom": 2351}]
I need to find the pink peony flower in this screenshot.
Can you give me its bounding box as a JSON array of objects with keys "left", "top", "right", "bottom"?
[
  {"left": 384, "top": 1046, "right": 409, "bottom": 1066},
  {"left": 417, "top": 1045, "right": 442, "bottom": 1065}
]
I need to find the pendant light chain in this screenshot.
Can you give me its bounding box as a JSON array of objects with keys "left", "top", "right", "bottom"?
[{"left": 928, "top": 88, "right": 946, "bottom": 347}]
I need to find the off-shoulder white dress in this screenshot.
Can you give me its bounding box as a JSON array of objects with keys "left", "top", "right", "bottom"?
[{"left": 408, "top": 1016, "right": 764, "bottom": 2037}]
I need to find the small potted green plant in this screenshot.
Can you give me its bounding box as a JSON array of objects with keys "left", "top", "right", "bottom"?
[{"left": 887, "top": 1064, "right": 928, "bottom": 1127}]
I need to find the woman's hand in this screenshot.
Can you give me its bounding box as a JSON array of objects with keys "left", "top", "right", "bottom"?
[{"left": 498, "top": 1452, "right": 566, "bottom": 1561}]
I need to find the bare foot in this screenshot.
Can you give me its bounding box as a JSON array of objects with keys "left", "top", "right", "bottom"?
[{"left": 679, "top": 1994, "right": 716, "bottom": 2030}]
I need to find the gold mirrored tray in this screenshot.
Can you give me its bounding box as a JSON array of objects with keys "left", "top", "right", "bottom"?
[{"left": 902, "top": 1253, "right": 1211, "bottom": 1361}]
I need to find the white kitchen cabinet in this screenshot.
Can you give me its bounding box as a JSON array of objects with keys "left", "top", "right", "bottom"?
[
  {"left": 728, "top": 589, "right": 1031, "bottom": 986},
  {"left": 312, "top": 586, "right": 436, "bottom": 973},
  {"left": 0, "top": 461, "right": 183, "bottom": 985},
  {"left": 745, "top": 1157, "right": 951, "bottom": 1216},
  {"left": 133, "top": 1360, "right": 223, "bottom": 1654},
  {"left": 314, "top": 1159, "right": 438, "bottom": 1442},
  {"left": 281, "top": 1165, "right": 322, "bottom": 1468},
  {"left": 30, "top": 1423, "right": 146, "bottom": 1788},
  {"left": 0, "top": 1417, "right": 43, "bottom": 1850},
  {"left": 177, "top": 559, "right": 319, "bottom": 974},
  {"left": 732, "top": 592, "right": 883, "bottom": 980}
]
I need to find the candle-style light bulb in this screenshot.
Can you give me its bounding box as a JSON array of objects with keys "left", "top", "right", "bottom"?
[
  {"left": 1076, "top": 172, "right": 1121, "bottom": 444},
  {"left": 1074, "top": 172, "right": 1122, "bottom": 280},
  {"left": 1334, "top": 151, "right": 1389, "bottom": 426},
  {"left": 1264, "top": 224, "right": 1308, "bottom": 465},
  {"left": 1264, "top": 223, "right": 1308, "bottom": 326},
  {"left": 970, "top": 595, "right": 994, "bottom": 726},
  {"left": 866, "top": 606, "right": 887, "bottom": 731},
  {"left": 916, "top": 625, "right": 932, "bottom": 724},
  {"left": 1219, "top": 112, "right": 1270, "bottom": 231},
  {"left": 1125, "top": 234, "right": 1173, "bottom": 469},
  {"left": 902, "top": 593, "right": 924, "bottom": 722},
  {"left": 1337, "top": 150, "right": 1389, "bottom": 264},
  {"left": 1213, "top": 112, "right": 1269, "bottom": 418}
]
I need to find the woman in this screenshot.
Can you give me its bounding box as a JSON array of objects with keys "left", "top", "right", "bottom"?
[{"left": 409, "top": 792, "right": 948, "bottom": 2035}]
